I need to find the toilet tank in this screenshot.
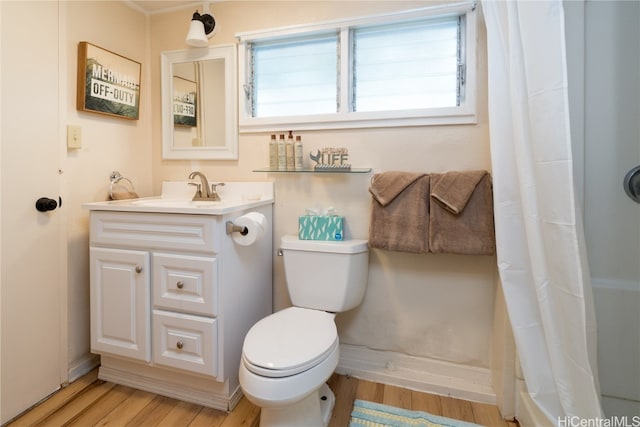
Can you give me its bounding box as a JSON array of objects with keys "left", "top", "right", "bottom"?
[{"left": 280, "top": 235, "right": 369, "bottom": 312}]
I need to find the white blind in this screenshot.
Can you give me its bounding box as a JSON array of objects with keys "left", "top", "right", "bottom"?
[
  {"left": 352, "top": 16, "right": 461, "bottom": 112},
  {"left": 251, "top": 33, "right": 338, "bottom": 117}
]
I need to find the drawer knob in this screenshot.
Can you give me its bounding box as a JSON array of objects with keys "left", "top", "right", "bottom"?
[
  {"left": 176, "top": 281, "right": 184, "bottom": 289},
  {"left": 176, "top": 340, "right": 184, "bottom": 350},
  {"left": 135, "top": 265, "right": 143, "bottom": 274}
]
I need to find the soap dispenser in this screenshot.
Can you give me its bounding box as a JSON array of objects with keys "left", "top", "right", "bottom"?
[
  {"left": 294, "top": 135, "right": 303, "bottom": 170},
  {"left": 286, "top": 131, "right": 295, "bottom": 170},
  {"left": 278, "top": 134, "right": 286, "bottom": 171},
  {"left": 269, "top": 134, "right": 278, "bottom": 170}
]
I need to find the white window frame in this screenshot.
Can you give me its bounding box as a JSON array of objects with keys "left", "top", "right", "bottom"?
[{"left": 237, "top": 2, "right": 477, "bottom": 132}]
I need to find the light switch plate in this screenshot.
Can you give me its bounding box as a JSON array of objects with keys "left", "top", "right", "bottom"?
[{"left": 67, "top": 125, "right": 82, "bottom": 149}]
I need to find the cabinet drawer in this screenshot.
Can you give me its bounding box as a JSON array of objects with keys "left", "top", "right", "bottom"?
[
  {"left": 153, "top": 310, "right": 218, "bottom": 378},
  {"left": 90, "top": 211, "right": 218, "bottom": 254},
  {"left": 153, "top": 253, "right": 218, "bottom": 316}
]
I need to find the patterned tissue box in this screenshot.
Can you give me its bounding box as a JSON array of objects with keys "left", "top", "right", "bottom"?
[{"left": 298, "top": 215, "right": 344, "bottom": 241}]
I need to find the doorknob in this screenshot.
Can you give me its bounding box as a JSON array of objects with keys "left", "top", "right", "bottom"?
[
  {"left": 35, "top": 197, "right": 59, "bottom": 212},
  {"left": 624, "top": 165, "right": 640, "bottom": 204}
]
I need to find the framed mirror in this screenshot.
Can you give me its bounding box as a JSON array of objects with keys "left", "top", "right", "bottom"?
[{"left": 161, "top": 45, "right": 238, "bottom": 160}]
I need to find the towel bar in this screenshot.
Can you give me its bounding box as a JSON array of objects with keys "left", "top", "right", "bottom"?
[{"left": 109, "top": 171, "right": 135, "bottom": 200}]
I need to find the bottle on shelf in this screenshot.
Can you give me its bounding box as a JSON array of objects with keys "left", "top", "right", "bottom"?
[
  {"left": 294, "top": 135, "right": 304, "bottom": 170},
  {"left": 286, "top": 131, "right": 295, "bottom": 170},
  {"left": 269, "top": 134, "right": 278, "bottom": 170},
  {"left": 277, "top": 134, "right": 286, "bottom": 171}
]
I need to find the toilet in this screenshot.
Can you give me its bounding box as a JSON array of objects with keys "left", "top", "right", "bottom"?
[{"left": 239, "top": 235, "right": 369, "bottom": 427}]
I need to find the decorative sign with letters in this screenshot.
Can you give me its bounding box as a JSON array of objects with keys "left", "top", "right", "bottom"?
[
  {"left": 77, "top": 42, "right": 141, "bottom": 120},
  {"left": 309, "top": 147, "right": 351, "bottom": 170},
  {"left": 172, "top": 76, "right": 197, "bottom": 127}
]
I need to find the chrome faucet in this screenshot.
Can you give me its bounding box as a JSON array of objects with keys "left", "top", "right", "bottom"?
[{"left": 188, "top": 171, "right": 224, "bottom": 201}]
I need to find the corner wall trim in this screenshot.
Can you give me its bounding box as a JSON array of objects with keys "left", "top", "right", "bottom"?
[
  {"left": 514, "top": 379, "right": 553, "bottom": 427},
  {"left": 68, "top": 354, "right": 100, "bottom": 383}
]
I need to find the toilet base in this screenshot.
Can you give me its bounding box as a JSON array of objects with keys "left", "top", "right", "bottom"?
[
  {"left": 319, "top": 383, "right": 336, "bottom": 426},
  {"left": 259, "top": 383, "right": 335, "bottom": 427}
]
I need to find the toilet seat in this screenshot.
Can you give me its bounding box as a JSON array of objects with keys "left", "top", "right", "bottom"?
[{"left": 242, "top": 307, "right": 337, "bottom": 378}]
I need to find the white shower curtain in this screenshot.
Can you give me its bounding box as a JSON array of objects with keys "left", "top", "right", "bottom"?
[{"left": 482, "top": 0, "right": 603, "bottom": 423}]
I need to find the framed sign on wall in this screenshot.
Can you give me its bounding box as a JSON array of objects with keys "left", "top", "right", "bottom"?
[{"left": 77, "top": 41, "right": 141, "bottom": 120}]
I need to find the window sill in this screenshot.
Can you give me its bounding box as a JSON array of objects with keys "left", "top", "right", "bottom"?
[{"left": 239, "top": 108, "right": 477, "bottom": 133}]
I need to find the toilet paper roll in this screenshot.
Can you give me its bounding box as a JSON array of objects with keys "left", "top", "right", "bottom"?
[{"left": 231, "top": 212, "right": 267, "bottom": 246}]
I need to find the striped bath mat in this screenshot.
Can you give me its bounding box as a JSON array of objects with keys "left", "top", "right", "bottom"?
[{"left": 349, "top": 399, "right": 483, "bottom": 427}]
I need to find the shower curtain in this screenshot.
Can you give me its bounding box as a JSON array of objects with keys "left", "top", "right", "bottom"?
[{"left": 482, "top": 0, "right": 603, "bottom": 423}]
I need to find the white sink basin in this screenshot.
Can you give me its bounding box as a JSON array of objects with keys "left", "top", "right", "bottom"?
[{"left": 131, "top": 199, "right": 223, "bottom": 208}]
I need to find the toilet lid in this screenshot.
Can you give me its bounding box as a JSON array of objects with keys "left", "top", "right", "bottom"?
[{"left": 242, "top": 307, "right": 338, "bottom": 378}]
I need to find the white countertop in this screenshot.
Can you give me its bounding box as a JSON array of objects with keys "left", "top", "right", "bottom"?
[{"left": 84, "top": 181, "right": 274, "bottom": 215}]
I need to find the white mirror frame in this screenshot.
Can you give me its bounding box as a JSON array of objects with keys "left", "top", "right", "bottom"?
[{"left": 161, "top": 45, "right": 238, "bottom": 160}]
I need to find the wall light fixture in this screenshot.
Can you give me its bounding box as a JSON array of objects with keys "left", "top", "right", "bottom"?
[{"left": 186, "top": 8, "right": 216, "bottom": 47}]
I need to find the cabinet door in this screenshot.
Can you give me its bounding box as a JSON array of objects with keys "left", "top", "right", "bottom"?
[{"left": 90, "top": 247, "right": 150, "bottom": 362}]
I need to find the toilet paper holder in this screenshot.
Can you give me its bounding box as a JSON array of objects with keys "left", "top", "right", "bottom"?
[{"left": 226, "top": 221, "right": 249, "bottom": 235}]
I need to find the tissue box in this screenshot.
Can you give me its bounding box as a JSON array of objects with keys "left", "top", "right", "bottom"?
[{"left": 298, "top": 215, "right": 344, "bottom": 241}]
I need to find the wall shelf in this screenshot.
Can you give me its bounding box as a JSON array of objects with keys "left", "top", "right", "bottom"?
[{"left": 253, "top": 168, "right": 372, "bottom": 174}]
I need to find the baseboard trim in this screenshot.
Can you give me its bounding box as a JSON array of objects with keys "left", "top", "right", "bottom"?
[
  {"left": 98, "top": 358, "right": 242, "bottom": 411},
  {"left": 336, "top": 344, "right": 496, "bottom": 404}
]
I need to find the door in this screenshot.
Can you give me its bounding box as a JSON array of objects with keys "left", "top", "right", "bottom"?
[
  {"left": 580, "top": 1, "right": 640, "bottom": 417},
  {"left": 90, "top": 247, "right": 150, "bottom": 362},
  {"left": 0, "top": 1, "right": 65, "bottom": 423}
]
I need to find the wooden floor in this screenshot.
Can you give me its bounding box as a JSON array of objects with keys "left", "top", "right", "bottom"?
[{"left": 7, "top": 368, "right": 518, "bottom": 426}]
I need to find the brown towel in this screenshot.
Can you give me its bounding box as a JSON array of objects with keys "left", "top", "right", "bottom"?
[
  {"left": 110, "top": 191, "right": 139, "bottom": 200},
  {"left": 429, "top": 171, "right": 495, "bottom": 255},
  {"left": 369, "top": 171, "right": 427, "bottom": 206},
  {"left": 431, "top": 170, "right": 487, "bottom": 214},
  {"left": 369, "top": 172, "right": 430, "bottom": 253}
]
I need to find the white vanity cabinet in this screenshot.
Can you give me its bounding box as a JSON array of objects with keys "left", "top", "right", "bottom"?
[{"left": 87, "top": 202, "right": 272, "bottom": 411}]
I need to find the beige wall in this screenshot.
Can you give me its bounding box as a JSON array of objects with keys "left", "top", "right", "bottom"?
[
  {"left": 150, "top": 2, "right": 497, "bottom": 369},
  {"left": 8, "top": 0, "right": 497, "bottom": 387},
  {"left": 65, "top": 1, "right": 153, "bottom": 376},
  {"left": 0, "top": 0, "right": 499, "bottom": 412}
]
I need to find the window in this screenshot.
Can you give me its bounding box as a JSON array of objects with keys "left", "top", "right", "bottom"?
[
  {"left": 238, "top": 3, "right": 477, "bottom": 131},
  {"left": 352, "top": 17, "right": 462, "bottom": 112},
  {"left": 251, "top": 34, "right": 338, "bottom": 117}
]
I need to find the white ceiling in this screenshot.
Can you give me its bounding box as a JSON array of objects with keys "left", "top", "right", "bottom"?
[{"left": 128, "top": 1, "right": 205, "bottom": 14}]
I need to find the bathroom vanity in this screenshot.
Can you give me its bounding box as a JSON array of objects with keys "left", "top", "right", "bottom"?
[{"left": 84, "top": 182, "right": 273, "bottom": 410}]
